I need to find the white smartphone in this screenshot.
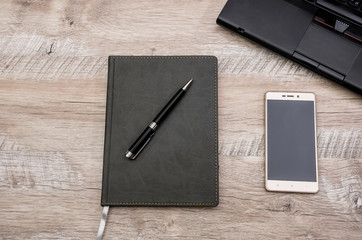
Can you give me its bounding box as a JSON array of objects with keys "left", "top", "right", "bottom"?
[{"left": 265, "top": 92, "right": 318, "bottom": 193}]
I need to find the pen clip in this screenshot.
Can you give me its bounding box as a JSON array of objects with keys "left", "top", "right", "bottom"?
[{"left": 131, "top": 133, "right": 155, "bottom": 159}]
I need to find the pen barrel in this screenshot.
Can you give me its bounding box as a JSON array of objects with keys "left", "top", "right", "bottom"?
[
  {"left": 153, "top": 89, "right": 185, "bottom": 125},
  {"left": 128, "top": 127, "right": 155, "bottom": 158}
]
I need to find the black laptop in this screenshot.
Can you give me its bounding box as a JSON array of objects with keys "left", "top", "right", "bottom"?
[{"left": 217, "top": 0, "right": 362, "bottom": 95}]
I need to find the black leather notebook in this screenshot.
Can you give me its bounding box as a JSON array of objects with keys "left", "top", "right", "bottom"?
[{"left": 101, "top": 56, "right": 218, "bottom": 207}]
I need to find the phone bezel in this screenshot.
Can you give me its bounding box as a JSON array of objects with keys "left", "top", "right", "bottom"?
[{"left": 265, "top": 92, "right": 319, "bottom": 193}]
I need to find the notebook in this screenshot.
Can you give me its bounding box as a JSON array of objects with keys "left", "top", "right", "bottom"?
[{"left": 101, "top": 56, "right": 219, "bottom": 207}]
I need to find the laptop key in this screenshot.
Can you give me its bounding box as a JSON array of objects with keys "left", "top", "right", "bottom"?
[
  {"left": 348, "top": 0, "right": 362, "bottom": 8},
  {"left": 316, "top": 0, "right": 362, "bottom": 25}
]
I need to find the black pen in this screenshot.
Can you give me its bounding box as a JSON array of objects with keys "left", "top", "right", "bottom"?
[{"left": 125, "top": 79, "right": 193, "bottom": 160}]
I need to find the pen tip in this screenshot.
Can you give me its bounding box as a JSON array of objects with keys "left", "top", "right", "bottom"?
[{"left": 182, "top": 79, "right": 193, "bottom": 91}]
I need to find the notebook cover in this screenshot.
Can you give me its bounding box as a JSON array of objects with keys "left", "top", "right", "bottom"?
[{"left": 101, "top": 56, "right": 218, "bottom": 207}]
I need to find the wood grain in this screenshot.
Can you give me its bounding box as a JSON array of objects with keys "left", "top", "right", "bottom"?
[{"left": 0, "top": 0, "right": 361, "bottom": 239}]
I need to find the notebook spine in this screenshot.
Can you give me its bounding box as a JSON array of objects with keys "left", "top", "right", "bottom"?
[{"left": 101, "top": 57, "right": 115, "bottom": 205}]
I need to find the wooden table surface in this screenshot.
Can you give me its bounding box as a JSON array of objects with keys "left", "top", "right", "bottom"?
[{"left": 0, "top": 0, "right": 361, "bottom": 239}]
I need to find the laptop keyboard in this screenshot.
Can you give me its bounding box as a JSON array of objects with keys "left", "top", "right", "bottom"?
[
  {"left": 312, "top": 5, "right": 362, "bottom": 42},
  {"left": 336, "top": 0, "right": 362, "bottom": 11},
  {"left": 307, "top": 0, "right": 362, "bottom": 12}
]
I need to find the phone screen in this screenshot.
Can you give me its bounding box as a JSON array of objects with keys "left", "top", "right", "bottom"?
[{"left": 267, "top": 99, "right": 316, "bottom": 182}]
